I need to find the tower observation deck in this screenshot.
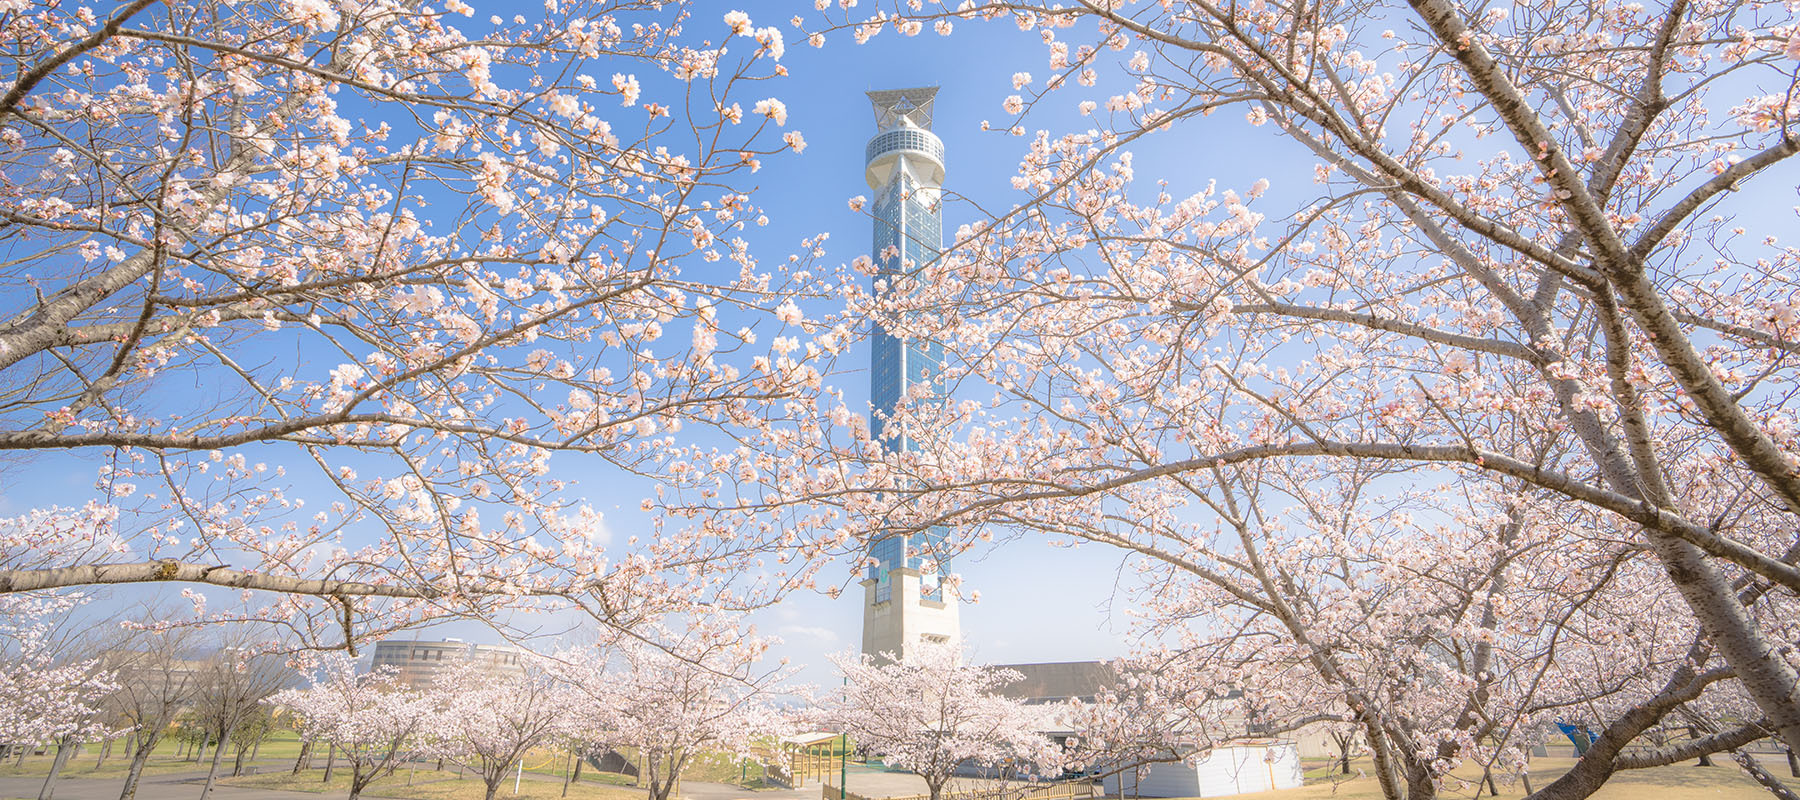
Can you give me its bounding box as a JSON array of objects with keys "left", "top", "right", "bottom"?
[{"left": 860, "top": 87, "right": 960, "bottom": 661}]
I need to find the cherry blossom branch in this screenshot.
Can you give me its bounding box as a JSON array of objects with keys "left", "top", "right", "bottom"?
[
  {"left": 1612, "top": 721, "right": 1769, "bottom": 770},
  {"left": 1727, "top": 748, "right": 1800, "bottom": 800},
  {"left": 0, "top": 0, "right": 161, "bottom": 118},
  {"left": 1630, "top": 136, "right": 1800, "bottom": 261},
  {"left": 1229, "top": 301, "right": 1543, "bottom": 362},
  {"left": 1407, "top": 0, "right": 1800, "bottom": 524},
  {"left": 0, "top": 561, "right": 441, "bottom": 598}
]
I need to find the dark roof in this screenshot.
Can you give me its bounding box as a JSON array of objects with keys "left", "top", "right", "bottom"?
[{"left": 993, "top": 660, "right": 1118, "bottom": 703}]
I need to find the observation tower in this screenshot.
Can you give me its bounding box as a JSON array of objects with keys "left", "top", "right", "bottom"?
[{"left": 860, "top": 87, "right": 960, "bottom": 661}]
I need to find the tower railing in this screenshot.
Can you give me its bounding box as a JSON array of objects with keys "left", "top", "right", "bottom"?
[{"left": 865, "top": 128, "right": 945, "bottom": 164}]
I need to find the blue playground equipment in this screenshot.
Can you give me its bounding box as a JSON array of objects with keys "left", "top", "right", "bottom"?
[{"left": 1554, "top": 722, "right": 1599, "bottom": 755}]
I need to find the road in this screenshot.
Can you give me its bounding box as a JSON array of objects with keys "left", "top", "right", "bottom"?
[{"left": 0, "top": 768, "right": 324, "bottom": 800}]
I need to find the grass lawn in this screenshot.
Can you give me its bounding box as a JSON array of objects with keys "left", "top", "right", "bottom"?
[
  {"left": 247, "top": 729, "right": 309, "bottom": 762},
  {"left": 519, "top": 751, "right": 642, "bottom": 788},
  {"left": 0, "top": 727, "right": 309, "bottom": 782},
  {"left": 0, "top": 751, "right": 259, "bottom": 781},
  {"left": 551, "top": 769, "right": 638, "bottom": 788},
  {"left": 222, "top": 767, "right": 646, "bottom": 800},
  {"left": 369, "top": 778, "right": 644, "bottom": 800},
  {"left": 222, "top": 769, "right": 373, "bottom": 795},
  {"left": 223, "top": 763, "right": 648, "bottom": 800},
  {"left": 680, "top": 750, "right": 770, "bottom": 788},
  {"left": 1218, "top": 754, "right": 1800, "bottom": 800}
]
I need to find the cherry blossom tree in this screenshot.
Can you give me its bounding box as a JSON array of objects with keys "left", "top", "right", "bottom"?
[
  {"left": 0, "top": 0, "right": 838, "bottom": 645},
  {"left": 730, "top": 2, "right": 1800, "bottom": 798},
  {"left": 0, "top": 595, "right": 118, "bottom": 800},
  {"left": 190, "top": 643, "right": 289, "bottom": 799},
  {"left": 1059, "top": 474, "right": 1777, "bottom": 799},
  {"left": 1060, "top": 661, "right": 1235, "bottom": 787},
  {"left": 423, "top": 657, "right": 569, "bottom": 800},
  {"left": 98, "top": 614, "right": 204, "bottom": 800},
  {"left": 269, "top": 654, "right": 429, "bottom": 800},
  {"left": 824, "top": 643, "right": 1062, "bottom": 800},
  {"left": 547, "top": 618, "right": 788, "bottom": 800}
]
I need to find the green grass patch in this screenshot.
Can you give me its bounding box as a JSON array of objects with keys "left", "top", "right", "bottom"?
[
  {"left": 222, "top": 769, "right": 371, "bottom": 795},
  {"left": 680, "top": 750, "right": 769, "bottom": 788},
  {"left": 0, "top": 751, "right": 252, "bottom": 781}
]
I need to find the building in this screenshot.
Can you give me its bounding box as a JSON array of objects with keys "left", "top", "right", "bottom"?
[
  {"left": 995, "top": 661, "right": 1308, "bottom": 799},
  {"left": 861, "top": 86, "right": 960, "bottom": 661},
  {"left": 367, "top": 638, "right": 527, "bottom": 687},
  {"left": 1101, "top": 741, "right": 1303, "bottom": 798},
  {"left": 997, "top": 661, "right": 1119, "bottom": 705}
]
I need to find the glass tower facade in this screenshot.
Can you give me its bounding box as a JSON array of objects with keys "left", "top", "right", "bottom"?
[{"left": 865, "top": 88, "right": 949, "bottom": 605}]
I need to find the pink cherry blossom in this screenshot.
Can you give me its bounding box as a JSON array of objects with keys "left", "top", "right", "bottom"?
[{"left": 823, "top": 643, "right": 1063, "bottom": 800}]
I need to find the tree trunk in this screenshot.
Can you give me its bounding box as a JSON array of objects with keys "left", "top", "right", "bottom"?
[
  {"left": 1643, "top": 531, "right": 1800, "bottom": 754},
  {"left": 119, "top": 730, "right": 163, "bottom": 800},
  {"left": 1786, "top": 747, "right": 1799, "bottom": 778},
  {"left": 18, "top": 744, "right": 30, "bottom": 767},
  {"left": 250, "top": 738, "right": 261, "bottom": 761},
  {"left": 1403, "top": 762, "right": 1438, "bottom": 800},
  {"left": 232, "top": 738, "right": 250, "bottom": 781},
  {"left": 483, "top": 775, "right": 502, "bottom": 800},
  {"left": 1692, "top": 729, "right": 1714, "bottom": 767},
  {"left": 36, "top": 741, "right": 74, "bottom": 800},
  {"left": 292, "top": 740, "right": 312, "bottom": 775},
  {"left": 323, "top": 745, "right": 336, "bottom": 784},
  {"left": 348, "top": 764, "right": 369, "bottom": 800},
  {"left": 200, "top": 730, "right": 230, "bottom": 800},
  {"left": 95, "top": 738, "right": 112, "bottom": 770}
]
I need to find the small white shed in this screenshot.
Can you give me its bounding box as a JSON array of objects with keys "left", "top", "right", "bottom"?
[{"left": 1102, "top": 739, "right": 1303, "bottom": 798}]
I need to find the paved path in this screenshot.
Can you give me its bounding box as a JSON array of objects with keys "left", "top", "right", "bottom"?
[
  {"left": 676, "top": 781, "right": 818, "bottom": 800},
  {"left": 498, "top": 760, "right": 819, "bottom": 800},
  {"left": 828, "top": 763, "right": 1021, "bottom": 800},
  {"left": 0, "top": 768, "right": 323, "bottom": 800}
]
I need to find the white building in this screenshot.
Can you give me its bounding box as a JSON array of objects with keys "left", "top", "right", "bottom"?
[
  {"left": 1102, "top": 741, "right": 1303, "bottom": 798},
  {"left": 994, "top": 662, "right": 1308, "bottom": 798}
]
